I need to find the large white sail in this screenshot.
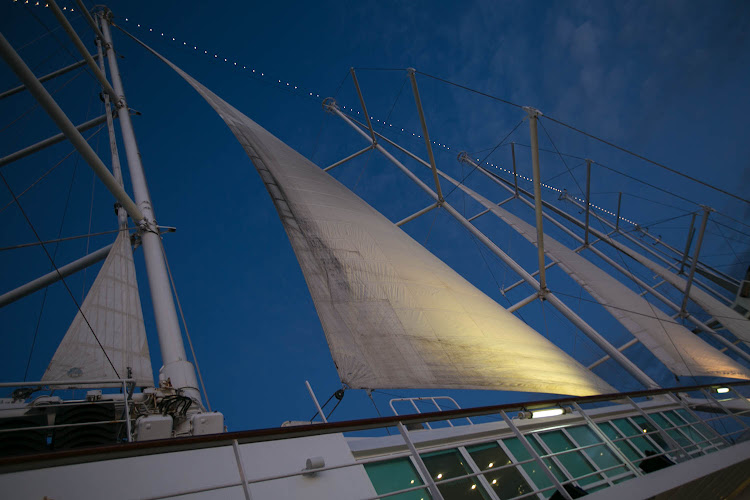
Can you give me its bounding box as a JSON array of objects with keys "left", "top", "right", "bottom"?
[
  {"left": 42, "top": 232, "right": 154, "bottom": 387},
  {"left": 440, "top": 176, "right": 750, "bottom": 380},
  {"left": 136, "top": 46, "right": 615, "bottom": 396}
]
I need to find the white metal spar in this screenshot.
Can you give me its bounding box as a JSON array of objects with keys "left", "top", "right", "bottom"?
[{"left": 98, "top": 12, "right": 201, "bottom": 403}]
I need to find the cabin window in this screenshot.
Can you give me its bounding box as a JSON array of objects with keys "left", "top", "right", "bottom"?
[
  {"left": 363, "top": 457, "right": 428, "bottom": 499},
  {"left": 503, "top": 436, "right": 566, "bottom": 497},
  {"left": 596, "top": 422, "right": 642, "bottom": 461},
  {"left": 419, "top": 448, "right": 489, "bottom": 499},
  {"left": 533, "top": 430, "right": 602, "bottom": 487},
  {"left": 666, "top": 409, "right": 725, "bottom": 450},
  {"left": 565, "top": 425, "right": 630, "bottom": 478},
  {"left": 465, "top": 442, "right": 533, "bottom": 498}
]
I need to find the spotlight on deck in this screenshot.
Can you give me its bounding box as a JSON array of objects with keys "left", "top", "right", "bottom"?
[{"left": 715, "top": 387, "right": 730, "bottom": 394}]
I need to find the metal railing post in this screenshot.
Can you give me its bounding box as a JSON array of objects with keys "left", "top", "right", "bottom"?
[
  {"left": 626, "top": 397, "right": 688, "bottom": 461},
  {"left": 571, "top": 402, "right": 642, "bottom": 477},
  {"left": 397, "top": 422, "right": 444, "bottom": 500},
  {"left": 232, "top": 439, "right": 253, "bottom": 500},
  {"left": 500, "top": 411, "right": 572, "bottom": 500}
]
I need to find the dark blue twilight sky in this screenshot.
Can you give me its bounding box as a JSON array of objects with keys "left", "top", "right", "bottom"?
[{"left": 1, "top": 1, "right": 749, "bottom": 430}]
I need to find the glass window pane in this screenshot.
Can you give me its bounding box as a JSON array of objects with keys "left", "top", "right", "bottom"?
[
  {"left": 566, "top": 425, "right": 602, "bottom": 447},
  {"left": 364, "top": 458, "right": 429, "bottom": 500},
  {"left": 597, "top": 422, "right": 642, "bottom": 462},
  {"left": 421, "top": 449, "right": 489, "bottom": 500},
  {"left": 649, "top": 413, "right": 674, "bottom": 429},
  {"left": 631, "top": 416, "right": 668, "bottom": 450},
  {"left": 537, "top": 431, "right": 602, "bottom": 486},
  {"left": 467, "top": 442, "right": 533, "bottom": 499},
  {"left": 504, "top": 437, "right": 562, "bottom": 498},
  {"left": 611, "top": 419, "right": 660, "bottom": 456}
]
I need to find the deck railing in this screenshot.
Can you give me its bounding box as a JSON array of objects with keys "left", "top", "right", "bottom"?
[{"left": 1, "top": 381, "right": 749, "bottom": 500}]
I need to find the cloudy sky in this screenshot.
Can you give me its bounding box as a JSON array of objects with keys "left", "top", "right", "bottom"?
[{"left": 1, "top": 0, "right": 749, "bottom": 430}]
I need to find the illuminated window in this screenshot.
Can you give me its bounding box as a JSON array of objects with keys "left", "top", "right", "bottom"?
[
  {"left": 466, "top": 442, "right": 533, "bottom": 498},
  {"left": 364, "top": 458, "right": 427, "bottom": 500}
]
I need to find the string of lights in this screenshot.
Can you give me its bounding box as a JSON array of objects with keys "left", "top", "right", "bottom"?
[{"left": 11, "top": 0, "right": 637, "bottom": 228}]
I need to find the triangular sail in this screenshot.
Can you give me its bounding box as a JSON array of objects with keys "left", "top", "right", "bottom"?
[
  {"left": 596, "top": 232, "right": 750, "bottom": 344},
  {"left": 438, "top": 176, "right": 750, "bottom": 380},
  {"left": 42, "top": 232, "right": 154, "bottom": 387},
  {"left": 137, "top": 43, "right": 614, "bottom": 396}
]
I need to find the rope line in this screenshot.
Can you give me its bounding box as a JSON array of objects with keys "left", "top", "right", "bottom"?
[
  {"left": 160, "top": 239, "right": 212, "bottom": 412},
  {"left": 541, "top": 115, "right": 750, "bottom": 206},
  {"left": 1, "top": 170, "right": 120, "bottom": 379}
]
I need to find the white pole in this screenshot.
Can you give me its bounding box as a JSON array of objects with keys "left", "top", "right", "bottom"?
[
  {"left": 47, "top": 0, "right": 117, "bottom": 101},
  {"left": 96, "top": 37, "right": 128, "bottom": 229},
  {"left": 99, "top": 13, "right": 200, "bottom": 401},
  {"left": 0, "top": 115, "right": 107, "bottom": 169},
  {"left": 407, "top": 68, "right": 444, "bottom": 202},
  {"left": 524, "top": 107, "right": 548, "bottom": 291},
  {"left": 0, "top": 243, "right": 112, "bottom": 308},
  {"left": 0, "top": 32, "right": 143, "bottom": 222},
  {"left": 305, "top": 380, "right": 328, "bottom": 423},
  {"left": 681, "top": 206, "right": 712, "bottom": 314}
]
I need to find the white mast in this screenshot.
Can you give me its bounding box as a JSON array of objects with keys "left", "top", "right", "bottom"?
[{"left": 98, "top": 11, "right": 201, "bottom": 404}]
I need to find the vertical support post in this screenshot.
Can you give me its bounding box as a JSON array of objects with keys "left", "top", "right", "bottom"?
[
  {"left": 122, "top": 380, "right": 132, "bottom": 442},
  {"left": 349, "top": 68, "right": 376, "bottom": 144},
  {"left": 305, "top": 380, "right": 328, "bottom": 423},
  {"left": 397, "top": 422, "right": 444, "bottom": 500},
  {"left": 407, "top": 68, "right": 444, "bottom": 202},
  {"left": 510, "top": 142, "right": 519, "bottom": 196},
  {"left": 232, "top": 439, "right": 253, "bottom": 500},
  {"left": 584, "top": 159, "right": 592, "bottom": 246},
  {"left": 99, "top": 13, "right": 200, "bottom": 402},
  {"left": 524, "top": 107, "right": 547, "bottom": 291},
  {"left": 678, "top": 212, "right": 697, "bottom": 275},
  {"left": 615, "top": 192, "right": 622, "bottom": 231},
  {"left": 680, "top": 206, "right": 712, "bottom": 314},
  {"left": 500, "top": 411, "right": 572, "bottom": 500},
  {"left": 95, "top": 37, "right": 127, "bottom": 229}
]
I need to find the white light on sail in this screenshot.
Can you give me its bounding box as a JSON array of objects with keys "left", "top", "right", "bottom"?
[
  {"left": 600, "top": 235, "right": 750, "bottom": 345},
  {"left": 445, "top": 182, "right": 750, "bottom": 380},
  {"left": 42, "top": 232, "right": 154, "bottom": 387},
  {"left": 142, "top": 48, "right": 615, "bottom": 396}
]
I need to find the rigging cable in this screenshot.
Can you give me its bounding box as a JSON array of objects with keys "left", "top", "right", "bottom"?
[
  {"left": 160, "top": 240, "right": 211, "bottom": 412},
  {"left": 23, "top": 148, "right": 80, "bottom": 381},
  {"left": 0, "top": 170, "right": 120, "bottom": 379},
  {"left": 541, "top": 115, "right": 750, "bottom": 206},
  {"left": 0, "top": 125, "right": 106, "bottom": 216},
  {"left": 538, "top": 119, "right": 585, "bottom": 197},
  {"left": 23, "top": 82, "right": 96, "bottom": 380}
]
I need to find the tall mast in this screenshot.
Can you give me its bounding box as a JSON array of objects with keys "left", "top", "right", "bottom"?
[{"left": 98, "top": 10, "right": 201, "bottom": 404}]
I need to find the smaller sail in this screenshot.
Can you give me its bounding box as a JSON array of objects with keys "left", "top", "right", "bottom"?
[
  {"left": 42, "top": 232, "right": 154, "bottom": 387},
  {"left": 437, "top": 176, "right": 750, "bottom": 381},
  {"left": 600, "top": 235, "right": 750, "bottom": 344}
]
